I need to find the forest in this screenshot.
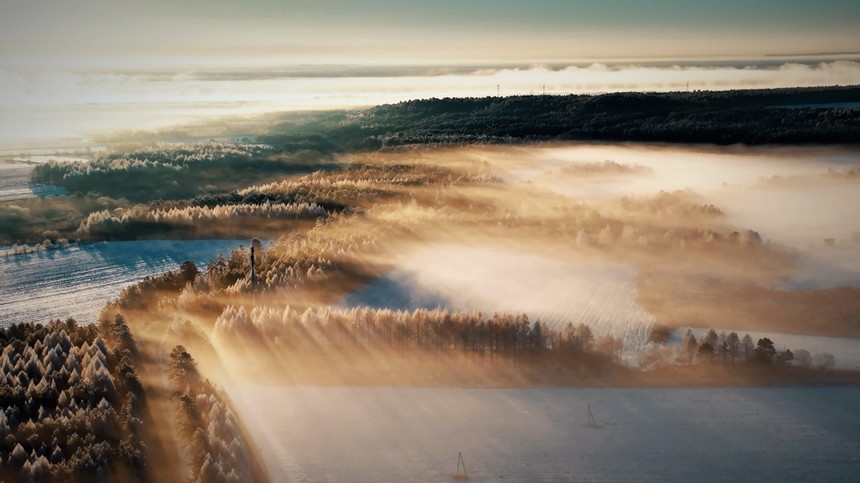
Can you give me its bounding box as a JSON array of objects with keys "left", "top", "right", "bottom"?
[
  {"left": 0, "top": 317, "right": 146, "bottom": 481},
  {"left": 257, "top": 86, "right": 860, "bottom": 149}
]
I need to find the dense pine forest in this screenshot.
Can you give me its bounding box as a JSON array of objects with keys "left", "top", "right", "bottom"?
[{"left": 259, "top": 86, "right": 860, "bottom": 149}]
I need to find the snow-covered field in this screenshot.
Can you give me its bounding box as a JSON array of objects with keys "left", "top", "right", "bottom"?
[
  {"left": 0, "top": 162, "right": 67, "bottom": 201},
  {"left": 671, "top": 328, "right": 860, "bottom": 370},
  {"left": 228, "top": 385, "right": 860, "bottom": 482},
  {"left": 0, "top": 239, "right": 245, "bottom": 326},
  {"left": 341, "top": 244, "right": 654, "bottom": 351}
]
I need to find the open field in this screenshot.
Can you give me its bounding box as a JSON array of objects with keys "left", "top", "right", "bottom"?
[
  {"left": 0, "top": 239, "right": 244, "bottom": 326},
  {"left": 229, "top": 385, "right": 860, "bottom": 482}
]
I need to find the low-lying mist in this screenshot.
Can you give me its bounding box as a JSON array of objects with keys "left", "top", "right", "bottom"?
[{"left": 473, "top": 143, "right": 860, "bottom": 287}]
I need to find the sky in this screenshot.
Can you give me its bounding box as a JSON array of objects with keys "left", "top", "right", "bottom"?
[
  {"left": 3, "top": 0, "right": 859, "bottom": 65},
  {"left": 1, "top": 0, "right": 859, "bottom": 147}
]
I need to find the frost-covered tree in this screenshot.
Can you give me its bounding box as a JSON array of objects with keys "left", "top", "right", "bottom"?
[{"left": 682, "top": 329, "right": 697, "bottom": 364}]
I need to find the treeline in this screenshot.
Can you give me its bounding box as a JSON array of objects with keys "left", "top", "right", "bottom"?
[
  {"left": 167, "top": 346, "right": 264, "bottom": 483},
  {"left": 241, "top": 162, "right": 499, "bottom": 205},
  {"left": 29, "top": 142, "right": 334, "bottom": 202},
  {"left": 115, "top": 260, "right": 201, "bottom": 310},
  {"left": 76, "top": 201, "right": 328, "bottom": 238},
  {"left": 641, "top": 328, "right": 836, "bottom": 370},
  {"left": 258, "top": 86, "right": 860, "bottom": 149},
  {"left": 0, "top": 316, "right": 146, "bottom": 481},
  {"left": 212, "top": 305, "right": 624, "bottom": 369}
]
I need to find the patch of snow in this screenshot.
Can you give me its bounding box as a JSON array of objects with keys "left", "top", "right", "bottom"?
[
  {"left": 0, "top": 164, "right": 67, "bottom": 201},
  {"left": 12, "top": 155, "right": 92, "bottom": 164}
]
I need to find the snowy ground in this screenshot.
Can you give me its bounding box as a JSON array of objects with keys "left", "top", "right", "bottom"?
[
  {"left": 0, "top": 239, "right": 245, "bottom": 326},
  {"left": 340, "top": 244, "right": 654, "bottom": 351},
  {"left": 670, "top": 328, "right": 860, "bottom": 370},
  {"left": 228, "top": 385, "right": 860, "bottom": 482},
  {"left": 0, "top": 162, "right": 67, "bottom": 201}
]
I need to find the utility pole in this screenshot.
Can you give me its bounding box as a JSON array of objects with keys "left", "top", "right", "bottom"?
[
  {"left": 543, "top": 84, "right": 546, "bottom": 96},
  {"left": 496, "top": 84, "right": 500, "bottom": 97}
]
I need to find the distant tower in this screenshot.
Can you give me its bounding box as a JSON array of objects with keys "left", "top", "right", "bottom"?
[
  {"left": 497, "top": 84, "right": 500, "bottom": 96},
  {"left": 250, "top": 246, "right": 258, "bottom": 286}
]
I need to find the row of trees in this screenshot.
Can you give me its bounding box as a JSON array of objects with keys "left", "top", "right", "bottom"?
[
  {"left": 212, "top": 305, "right": 624, "bottom": 367},
  {"left": 167, "top": 346, "right": 264, "bottom": 483},
  {"left": 76, "top": 201, "right": 328, "bottom": 237},
  {"left": 0, "top": 316, "right": 146, "bottom": 481},
  {"left": 242, "top": 161, "right": 499, "bottom": 207},
  {"left": 677, "top": 328, "right": 836, "bottom": 369}
]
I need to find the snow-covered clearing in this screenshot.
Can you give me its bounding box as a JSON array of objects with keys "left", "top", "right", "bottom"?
[
  {"left": 670, "top": 328, "right": 860, "bottom": 370},
  {"left": 0, "top": 162, "right": 67, "bottom": 201},
  {"left": 341, "top": 244, "right": 654, "bottom": 351},
  {"left": 0, "top": 239, "right": 244, "bottom": 326},
  {"left": 228, "top": 385, "right": 860, "bottom": 482}
]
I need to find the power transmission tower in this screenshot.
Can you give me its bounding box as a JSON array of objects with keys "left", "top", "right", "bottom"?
[
  {"left": 453, "top": 452, "right": 470, "bottom": 480},
  {"left": 587, "top": 404, "right": 598, "bottom": 428}
]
